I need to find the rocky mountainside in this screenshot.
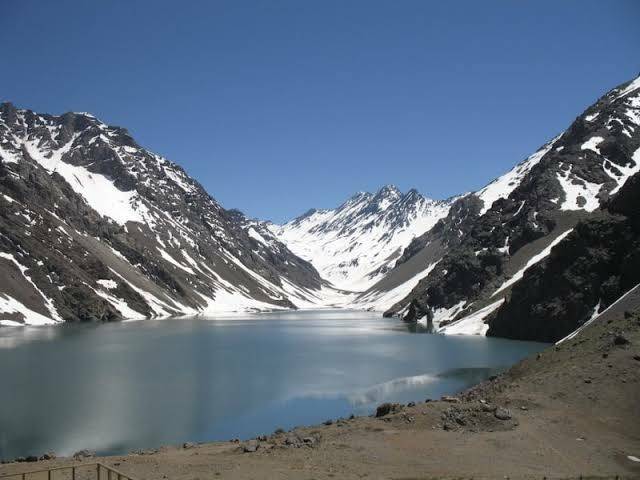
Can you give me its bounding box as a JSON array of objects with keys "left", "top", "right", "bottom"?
[
  {"left": 0, "top": 103, "right": 325, "bottom": 326},
  {"left": 382, "top": 75, "right": 640, "bottom": 337},
  {"left": 269, "top": 185, "right": 452, "bottom": 291},
  {"left": 488, "top": 170, "right": 640, "bottom": 342}
]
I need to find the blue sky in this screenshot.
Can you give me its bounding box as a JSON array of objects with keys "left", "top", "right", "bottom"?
[{"left": 1, "top": 1, "right": 638, "bottom": 222}]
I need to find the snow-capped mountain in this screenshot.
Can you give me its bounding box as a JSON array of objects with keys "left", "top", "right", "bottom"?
[
  {"left": 383, "top": 75, "right": 640, "bottom": 339},
  {"left": 0, "top": 103, "right": 325, "bottom": 326},
  {"left": 269, "top": 185, "right": 452, "bottom": 291}
]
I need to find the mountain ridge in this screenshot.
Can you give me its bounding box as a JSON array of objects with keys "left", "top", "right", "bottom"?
[{"left": 0, "top": 102, "right": 326, "bottom": 325}]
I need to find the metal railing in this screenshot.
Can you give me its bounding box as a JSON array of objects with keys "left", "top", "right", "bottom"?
[{"left": 0, "top": 463, "right": 136, "bottom": 480}]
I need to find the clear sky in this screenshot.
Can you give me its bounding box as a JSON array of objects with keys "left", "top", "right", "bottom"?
[{"left": 1, "top": 1, "right": 638, "bottom": 222}]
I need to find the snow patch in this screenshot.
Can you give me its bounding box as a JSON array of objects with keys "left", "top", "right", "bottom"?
[{"left": 439, "top": 299, "right": 505, "bottom": 336}]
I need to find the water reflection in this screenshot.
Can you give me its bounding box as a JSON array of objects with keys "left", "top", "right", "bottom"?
[{"left": 0, "top": 311, "right": 546, "bottom": 459}]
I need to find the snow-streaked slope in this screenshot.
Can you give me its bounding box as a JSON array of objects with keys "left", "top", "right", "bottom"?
[
  {"left": 0, "top": 103, "right": 325, "bottom": 325},
  {"left": 475, "top": 135, "right": 561, "bottom": 215},
  {"left": 270, "top": 186, "right": 452, "bottom": 291}
]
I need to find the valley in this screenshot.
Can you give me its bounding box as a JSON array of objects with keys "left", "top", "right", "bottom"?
[{"left": 1, "top": 75, "right": 640, "bottom": 347}]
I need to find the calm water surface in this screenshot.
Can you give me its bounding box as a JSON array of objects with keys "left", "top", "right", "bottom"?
[{"left": 0, "top": 310, "right": 546, "bottom": 459}]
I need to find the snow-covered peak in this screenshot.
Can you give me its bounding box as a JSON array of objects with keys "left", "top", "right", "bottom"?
[{"left": 270, "top": 186, "right": 452, "bottom": 291}]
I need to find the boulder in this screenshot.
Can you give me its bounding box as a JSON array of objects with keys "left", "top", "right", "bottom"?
[
  {"left": 375, "top": 402, "right": 402, "bottom": 417},
  {"left": 72, "top": 449, "right": 96, "bottom": 460},
  {"left": 242, "top": 440, "right": 259, "bottom": 453},
  {"left": 494, "top": 407, "right": 512, "bottom": 420}
]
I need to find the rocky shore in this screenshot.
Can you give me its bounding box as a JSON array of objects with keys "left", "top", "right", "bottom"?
[{"left": 2, "top": 297, "right": 639, "bottom": 479}]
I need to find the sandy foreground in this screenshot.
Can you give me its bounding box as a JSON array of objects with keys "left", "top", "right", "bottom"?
[{"left": 2, "top": 294, "right": 639, "bottom": 480}]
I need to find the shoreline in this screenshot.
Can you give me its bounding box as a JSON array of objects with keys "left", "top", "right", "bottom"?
[{"left": 2, "top": 302, "right": 639, "bottom": 479}]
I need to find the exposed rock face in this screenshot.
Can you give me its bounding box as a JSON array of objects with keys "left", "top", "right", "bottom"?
[
  {"left": 488, "top": 172, "right": 640, "bottom": 342},
  {"left": 383, "top": 75, "right": 640, "bottom": 336},
  {"left": 0, "top": 103, "right": 324, "bottom": 325}
]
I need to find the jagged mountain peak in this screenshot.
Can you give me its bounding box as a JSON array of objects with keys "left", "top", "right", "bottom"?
[{"left": 270, "top": 186, "right": 452, "bottom": 291}]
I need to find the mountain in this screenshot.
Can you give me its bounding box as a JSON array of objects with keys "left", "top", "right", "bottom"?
[
  {"left": 488, "top": 170, "right": 640, "bottom": 342},
  {"left": 0, "top": 103, "right": 325, "bottom": 326},
  {"left": 269, "top": 185, "right": 452, "bottom": 291},
  {"left": 383, "top": 75, "right": 640, "bottom": 339}
]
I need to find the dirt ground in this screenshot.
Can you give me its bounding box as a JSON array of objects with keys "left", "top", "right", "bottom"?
[{"left": 2, "top": 290, "right": 640, "bottom": 480}]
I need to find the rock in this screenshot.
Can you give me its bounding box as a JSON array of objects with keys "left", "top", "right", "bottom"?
[
  {"left": 284, "top": 434, "right": 300, "bottom": 446},
  {"left": 242, "top": 440, "right": 259, "bottom": 453},
  {"left": 494, "top": 407, "right": 512, "bottom": 420},
  {"left": 323, "top": 419, "right": 333, "bottom": 426},
  {"left": 182, "top": 442, "right": 195, "bottom": 449},
  {"left": 375, "top": 402, "right": 401, "bottom": 417},
  {"left": 407, "top": 401, "right": 416, "bottom": 407},
  {"left": 39, "top": 452, "right": 56, "bottom": 461},
  {"left": 441, "top": 395, "right": 459, "bottom": 403},
  {"left": 482, "top": 403, "right": 496, "bottom": 412},
  {"left": 614, "top": 334, "right": 630, "bottom": 346},
  {"left": 602, "top": 353, "right": 609, "bottom": 358},
  {"left": 584, "top": 379, "right": 592, "bottom": 384},
  {"left": 633, "top": 354, "right": 640, "bottom": 361},
  {"left": 302, "top": 437, "right": 316, "bottom": 447},
  {"left": 72, "top": 449, "right": 96, "bottom": 459},
  {"left": 274, "top": 428, "right": 285, "bottom": 435},
  {"left": 348, "top": 414, "right": 355, "bottom": 420},
  {"left": 257, "top": 435, "right": 268, "bottom": 442}
]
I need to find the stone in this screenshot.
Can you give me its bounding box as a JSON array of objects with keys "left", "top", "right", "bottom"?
[
  {"left": 182, "top": 442, "right": 195, "bottom": 449},
  {"left": 494, "top": 407, "right": 512, "bottom": 420},
  {"left": 407, "top": 401, "right": 416, "bottom": 407},
  {"left": 302, "top": 437, "right": 316, "bottom": 447},
  {"left": 441, "top": 395, "right": 459, "bottom": 403},
  {"left": 242, "top": 440, "right": 259, "bottom": 453},
  {"left": 376, "top": 402, "right": 401, "bottom": 417},
  {"left": 614, "top": 334, "right": 630, "bottom": 346},
  {"left": 72, "top": 449, "right": 96, "bottom": 459},
  {"left": 284, "top": 435, "right": 300, "bottom": 446}
]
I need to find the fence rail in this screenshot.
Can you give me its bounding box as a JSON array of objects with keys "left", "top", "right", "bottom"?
[{"left": 0, "top": 463, "right": 136, "bottom": 480}]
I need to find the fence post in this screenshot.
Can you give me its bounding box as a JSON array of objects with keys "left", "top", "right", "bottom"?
[{"left": 72, "top": 466, "right": 76, "bottom": 480}]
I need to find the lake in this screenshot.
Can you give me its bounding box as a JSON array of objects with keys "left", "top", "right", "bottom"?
[{"left": 0, "top": 310, "right": 546, "bottom": 460}]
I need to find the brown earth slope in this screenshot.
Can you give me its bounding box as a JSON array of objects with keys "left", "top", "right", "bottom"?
[{"left": 1, "top": 293, "right": 639, "bottom": 479}]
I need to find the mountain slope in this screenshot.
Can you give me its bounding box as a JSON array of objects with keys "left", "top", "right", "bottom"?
[
  {"left": 269, "top": 185, "right": 452, "bottom": 292},
  {"left": 0, "top": 103, "right": 324, "bottom": 326},
  {"left": 487, "top": 170, "right": 640, "bottom": 342},
  {"left": 383, "top": 75, "right": 640, "bottom": 333}
]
